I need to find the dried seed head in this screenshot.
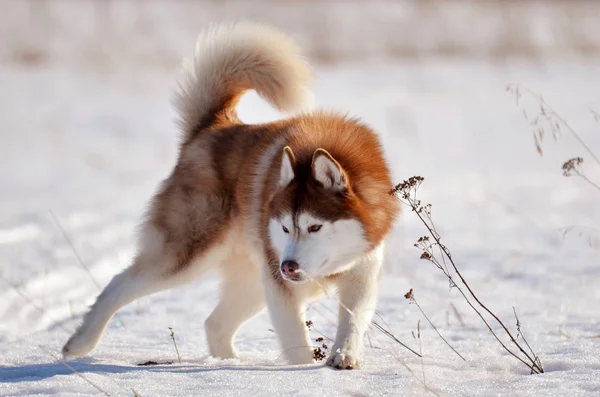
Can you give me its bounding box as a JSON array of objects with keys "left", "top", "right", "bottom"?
[
  {"left": 562, "top": 157, "right": 583, "bottom": 177},
  {"left": 390, "top": 176, "right": 425, "bottom": 196},
  {"left": 313, "top": 347, "right": 327, "bottom": 361}
]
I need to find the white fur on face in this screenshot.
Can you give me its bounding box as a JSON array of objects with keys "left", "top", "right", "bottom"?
[
  {"left": 268, "top": 212, "right": 370, "bottom": 281},
  {"left": 268, "top": 214, "right": 293, "bottom": 259}
]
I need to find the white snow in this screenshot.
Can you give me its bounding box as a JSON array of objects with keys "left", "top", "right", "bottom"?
[{"left": 1, "top": 37, "right": 600, "bottom": 397}]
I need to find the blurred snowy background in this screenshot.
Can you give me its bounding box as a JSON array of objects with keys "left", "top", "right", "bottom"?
[{"left": 1, "top": 1, "right": 599, "bottom": 396}]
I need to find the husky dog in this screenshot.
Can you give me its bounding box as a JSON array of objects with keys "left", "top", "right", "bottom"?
[{"left": 62, "top": 22, "right": 399, "bottom": 369}]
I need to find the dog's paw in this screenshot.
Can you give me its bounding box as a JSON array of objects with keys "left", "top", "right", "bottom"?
[
  {"left": 326, "top": 350, "right": 360, "bottom": 370},
  {"left": 62, "top": 331, "right": 95, "bottom": 359}
]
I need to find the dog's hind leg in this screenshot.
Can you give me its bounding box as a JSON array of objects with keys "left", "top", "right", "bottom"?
[
  {"left": 205, "top": 262, "right": 265, "bottom": 359},
  {"left": 62, "top": 225, "right": 209, "bottom": 358},
  {"left": 62, "top": 263, "right": 162, "bottom": 357}
]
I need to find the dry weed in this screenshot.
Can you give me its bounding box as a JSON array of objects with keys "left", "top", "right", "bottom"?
[{"left": 391, "top": 176, "right": 544, "bottom": 374}]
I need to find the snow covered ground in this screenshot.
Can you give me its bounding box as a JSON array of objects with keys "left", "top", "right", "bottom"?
[{"left": 1, "top": 56, "right": 600, "bottom": 396}]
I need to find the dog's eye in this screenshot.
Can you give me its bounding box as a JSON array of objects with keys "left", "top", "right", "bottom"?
[
  {"left": 282, "top": 225, "right": 289, "bottom": 234},
  {"left": 308, "top": 224, "right": 322, "bottom": 233}
]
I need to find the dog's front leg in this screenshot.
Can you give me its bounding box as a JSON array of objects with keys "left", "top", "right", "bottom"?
[
  {"left": 265, "top": 277, "right": 314, "bottom": 365},
  {"left": 327, "top": 246, "right": 383, "bottom": 369}
]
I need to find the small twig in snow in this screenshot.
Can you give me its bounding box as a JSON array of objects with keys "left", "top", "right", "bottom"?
[
  {"left": 168, "top": 327, "right": 182, "bottom": 364},
  {"left": 49, "top": 210, "right": 127, "bottom": 328},
  {"left": 38, "top": 344, "right": 112, "bottom": 397},
  {"left": 391, "top": 177, "right": 544, "bottom": 374},
  {"left": 405, "top": 288, "right": 466, "bottom": 361}
]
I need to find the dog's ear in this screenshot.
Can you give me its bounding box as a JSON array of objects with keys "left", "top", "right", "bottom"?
[
  {"left": 279, "top": 146, "right": 296, "bottom": 187},
  {"left": 311, "top": 148, "right": 347, "bottom": 191}
]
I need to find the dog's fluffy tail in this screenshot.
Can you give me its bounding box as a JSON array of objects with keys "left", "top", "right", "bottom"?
[{"left": 174, "top": 22, "right": 313, "bottom": 141}]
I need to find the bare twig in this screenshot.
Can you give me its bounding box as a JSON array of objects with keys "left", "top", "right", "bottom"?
[
  {"left": 512, "top": 307, "right": 540, "bottom": 366},
  {"left": 365, "top": 330, "right": 374, "bottom": 350},
  {"left": 168, "top": 327, "right": 182, "bottom": 364},
  {"left": 309, "top": 323, "right": 334, "bottom": 343},
  {"left": 303, "top": 278, "right": 436, "bottom": 395},
  {"left": 388, "top": 348, "right": 440, "bottom": 397},
  {"left": 306, "top": 275, "right": 422, "bottom": 358},
  {"left": 507, "top": 85, "right": 600, "bottom": 193},
  {"left": 3, "top": 276, "right": 140, "bottom": 395},
  {"left": 391, "top": 177, "right": 544, "bottom": 374},
  {"left": 49, "top": 210, "right": 127, "bottom": 328},
  {"left": 560, "top": 225, "right": 600, "bottom": 249},
  {"left": 449, "top": 302, "right": 466, "bottom": 327},
  {"left": 369, "top": 320, "right": 422, "bottom": 358},
  {"left": 49, "top": 210, "right": 101, "bottom": 290},
  {"left": 305, "top": 321, "right": 330, "bottom": 361},
  {"left": 562, "top": 157, "right": 600, "bottom": 193},
  {"left": 416, "top": 320, "right": 426, "bottom": 387},
  {"left": 39, "top": 343, "right": 144, "bottom": 396},
  {"left": 37, "top": 344, "right": 112, "bottom": 397},
  {"left": 507, "top": 84, "right": 600, "bottom": 166},
  {"left": 405, "top": 289, "right": 466, "bottom": 361},
  {"left": 0, "top": 275, "right": 73, "bottom": 335}
]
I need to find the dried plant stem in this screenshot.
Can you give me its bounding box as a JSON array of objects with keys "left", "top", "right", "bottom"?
[
  {"left": 306, "top": 275, "right": 422, "bottom": 358},
  {"left": 449, "top": 302, "right": 466, "bottom": 327},
  {"left": 58, "top": 360, "right": 113, "bottom": 397},
  {"left": 512, "top": 307, "right": 541, "bottom": 368},
  {"left": 417, "top": 321, "right": 426, "bottom": 387},
  {"left": 417, "top": 206, "right": 541, "bottom": 373},
  {"left": 389, "top": 350, "right": 440, "bottom": 397},
  {"left": 392, "top": 177, "right": 543, "bottom": 374},
  {"left": 37, "top": 344, "right": 112, "bottom": 397},
  {"left": 507, "top": 84, "right": 600, "bottom": 166},
  {"left": 310, "top": 324, "right": 334, "bottom": 343},
  {"left": 560, "top": 225, "right": 600, "bottom": 249},
  {"left": 168, "top": 327, "right": 182, "bottom": 364},
  {"left": 49, "top": 210, "right": 127, "bottom": 328},
  {"left": 369, "top": 320, "right": 422, "bottom": 358},
  {"left": 279, "top": 278, "right": 435, "bottom": 394},
  {"left": 4, "top": 276, "right": 140, "bottom": 395},
  {"left": 572, "top": 169, "right": 600, "bottom": 192},
  {"left": 40, "top": 343, "right": 144, "bottom": 397},
  {"left": 0, "top": 275, "right": 73, "bottom": 335},
  {"left": 365, "top": 330, "right": 374, "bottom": 349},
  {"left": 49, "top": 210, "right": 102, "bottom": 289},
  {"left": 507, "top": 85, "right": 600, "bottom": 193},
  {"left": 405, "top": 289, "right": 466, "bottom": 361}
]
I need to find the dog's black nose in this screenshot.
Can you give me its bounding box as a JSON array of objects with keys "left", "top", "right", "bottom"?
[{"left": 281, "top": 260, "right": 299, "bottom": 277}]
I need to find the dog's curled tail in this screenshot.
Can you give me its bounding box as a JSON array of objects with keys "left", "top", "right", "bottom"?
[{"left": 174, "top": 22, "right": 313, "bottom": 141}]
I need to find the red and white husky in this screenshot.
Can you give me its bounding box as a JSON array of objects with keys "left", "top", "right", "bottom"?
[{"left": 63, "top": 22, "right": 399, "bottom": 369}]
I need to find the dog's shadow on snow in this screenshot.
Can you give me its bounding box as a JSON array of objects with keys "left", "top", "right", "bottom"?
[{"left": 0, "top": 358, "right": 325, "bottom": 383}]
